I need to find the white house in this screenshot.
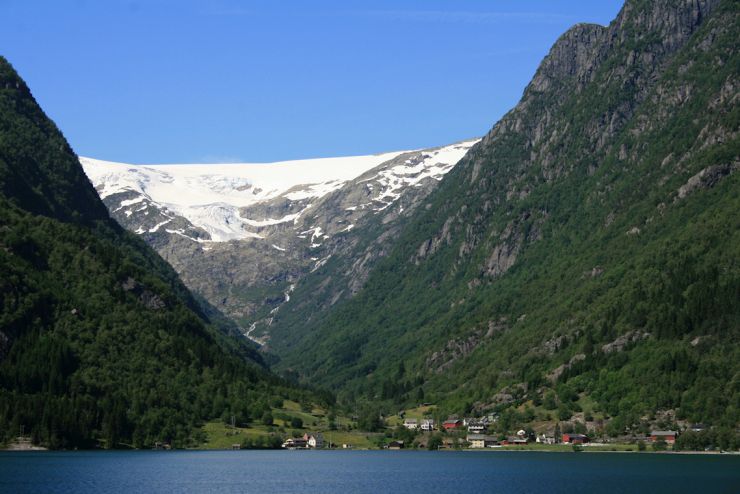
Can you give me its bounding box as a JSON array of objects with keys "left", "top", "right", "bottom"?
[
  {"left": 421, "top": 419, "right": 435, "bottom": 431},
  {"left": 467, "top": 421, "right": 487, "bottom": 433},
  {"left": 536, "top": 433, "right": 555, "bottom": 444},
  {"left": 403, "top": 418, "right": 418, "bottom": 430},
  {"left": 304, "top": 433, "right": 324, "bottom": 448}
]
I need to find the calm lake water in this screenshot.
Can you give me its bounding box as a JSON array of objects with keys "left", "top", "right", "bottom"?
[{"left": 0, "top": 450, "right": 738, "bottom": 493}]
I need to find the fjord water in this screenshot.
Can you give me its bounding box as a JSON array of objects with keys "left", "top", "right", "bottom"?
[{"left": 1, "top": 451, "right": 738, "bottom": 493}]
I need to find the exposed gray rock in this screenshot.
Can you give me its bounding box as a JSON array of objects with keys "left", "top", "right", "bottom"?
[
  {"left": 547, "top": 353, "right": 586, "bottom": 383},
  {"left": 426, "top": 319, "right": 508, "bottom": 374},
  {"left": 676, "top": 162, "right": 738, "bottom": 200},
  {"left": 601, "top": 330, "right": 650, "bottom": 354}
]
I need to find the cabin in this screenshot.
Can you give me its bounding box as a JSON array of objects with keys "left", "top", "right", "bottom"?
[
  {"left": 403, "top": 418, "right": 419, "bottom": 430},
  {"left": 467, "top": 434, "right": 498, "bottom": 448},
  {"left": 421, "top": 419, "right": 435, "bottom": 432},
  {"left": 443, "top": 419, "right": 463, "bottom": 431},
  {"left": 388, "top": 440, "right": 405, "bottom": 450},
  {"left": 562, "top": 433, "right": 588, "bottom": 445},
  {"left": 650, "top": 431, "right": 678, "bottom": 443}
]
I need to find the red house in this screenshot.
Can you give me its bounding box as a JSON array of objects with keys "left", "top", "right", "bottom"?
[
  {"left": 650, "top": 431, "right": 677, "bottom": 443},
  {"left": 562, "top": 433, "right": 589, "bottom": 444},
  {"left": 502, "top": 437, "right": 528, "bottom": 445},
  {"left": 443, "top": 419, "right": 463, "bottom": 431}
]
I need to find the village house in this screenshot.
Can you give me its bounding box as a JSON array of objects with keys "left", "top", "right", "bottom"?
[
  {"left": 282, "top": 437, "right": 308, "bottom": 449},
  {"left": 443, "top": 419, "right": 463, "bottom": 431},
  {"left": 650, "top": 430, "right": 678, "bottom": 444},
  {"left": 304, "top": 433, "right": 324, "bottom": 448},
  {"left": 501, "top": 437, "right": 528, "bottom": 446},
  {"left": 467, "top": 420, "right": 487, "bottom": 433},
  {"left": 562, "top": 433, "right": 589, "bottom": 445},
  {"left": 467, "top": 434, "right": 498, "bottom": 448},
  {"left": 536, "top": 433, "right": 555, "bottom": 444},
  {"left": 403, "top": 418, "right": 418, "bottom": 430},
  {"left": 421, "top": 419, "right": 435, "bottom": 432}
]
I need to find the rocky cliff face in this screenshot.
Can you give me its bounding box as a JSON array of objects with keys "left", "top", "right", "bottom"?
[
  {"left": 425, "top": 0, "right": 726, "bottom": 292},
  {"left": 82, "top": 140, "right": 478, "bottom": 344}
]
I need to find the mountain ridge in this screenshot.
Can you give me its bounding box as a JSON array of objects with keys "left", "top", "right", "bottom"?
[{"left": 263, "top": 0, "right": 739, "bottom": 433}]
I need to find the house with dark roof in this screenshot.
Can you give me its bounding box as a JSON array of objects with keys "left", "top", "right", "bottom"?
[
  {"left": 467, "top": 420, "right": 487, "bottom": 433},
  {"left": 303, "top": 433, "right": 324, "bottom": 448},
  {"left": 650, "top": 431, "right": 678, "bottom": 443},
  {"left": 282, "top": 437, "right": 308, "bottom": 449},
  {"left": 502, "top": 437, "right": 528, "bottom": 445},
  {"left": 467, "top": 434, "right": 498, "bottom": 448}
]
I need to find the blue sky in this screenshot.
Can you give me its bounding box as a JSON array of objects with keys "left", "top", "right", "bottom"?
[{"left": 1, "top": 1, "right": 624, "bottom": 163}]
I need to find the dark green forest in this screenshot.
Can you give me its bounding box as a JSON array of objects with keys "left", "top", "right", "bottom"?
[{"left": 0, "top": 57, "right": 325, "bottom": 449}]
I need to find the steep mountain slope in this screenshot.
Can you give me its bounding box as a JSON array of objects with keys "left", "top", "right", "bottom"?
[
  {"left": 82, "top": 140, "right": 477, "bottom": 344},
  {"left": 0, "top": 57, "right": 318, "bottom": 449},
  {"left": 268, "top": 0, "right": 739, "bottom": 431}
]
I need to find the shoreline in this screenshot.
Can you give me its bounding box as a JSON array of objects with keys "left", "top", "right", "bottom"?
[{"left": 3, "top": 446, "right": 737, "bottom": 455}]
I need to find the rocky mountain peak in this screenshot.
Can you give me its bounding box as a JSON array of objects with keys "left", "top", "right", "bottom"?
[{"left": 614, "top": 0, "right": 720, "bottom": 50}]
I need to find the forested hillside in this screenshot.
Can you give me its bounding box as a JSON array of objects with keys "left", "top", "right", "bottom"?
[
  {"left": 0, "top": 57, "right": 322, "bottom": 449},
  {"left": 269, "top": 0, "right": 739, "bottom": 434}
]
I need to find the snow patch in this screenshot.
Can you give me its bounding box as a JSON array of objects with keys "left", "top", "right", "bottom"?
[
  {"left": 81, "top": 150, "right": 405, "bottom": 242},
  {"left": 365, "top": 139, "right": 479, "bottom": 213},
  {"left": 149, "top": 219, "right": 172, "bottom": 233}
]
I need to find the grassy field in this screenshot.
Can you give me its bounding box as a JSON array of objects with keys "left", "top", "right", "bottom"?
[
  {"left": 200, "top": 421, "right": 384, "bottom": 450},
  {"left": 200, "top": 399, "right": 386, "bottom": 450},
  {"left": 386, "top": 405, "right": 437, "bottom": 427}
]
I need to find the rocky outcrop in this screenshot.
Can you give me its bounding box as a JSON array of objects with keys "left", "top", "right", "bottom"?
[
  {"left": 676, "top": 162, "right": 738, "bottom": 200},
  {"left": 121, "top": 277, "right": 167, "bottom": 311},
  {"left": 547, "top": 354, "right": 586, "bottom": 383},
  {"left": 425, "top": 319, "right": 508, "bottom": 374},
  {"left": 601, "top": 331, "right": 651, "bottom": 354}
]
